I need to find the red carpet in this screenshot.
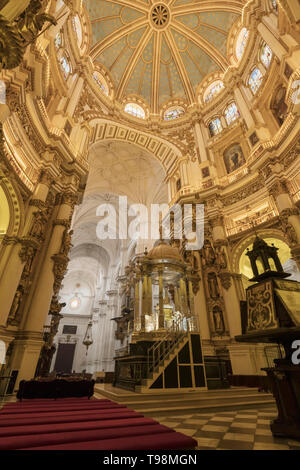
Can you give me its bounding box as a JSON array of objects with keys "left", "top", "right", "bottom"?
[{"left": 0, "top": 398, "right": 197, "bottom": 450}]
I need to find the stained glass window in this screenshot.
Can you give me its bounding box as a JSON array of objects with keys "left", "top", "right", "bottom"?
[
  {"left": 260, "top": 43, "right": 273, "bottom": 68},
  {"left": 72, "top": 15, "right": 82, "bottom": 46},
  {"left": 93, "top": 72, "right": 108, "bottom": 95},
  {"left": 0, "top": 80, "right": 6, "bottom": 104},
  {"left": 271, "top": 0, "right": 278, "bottom": 13},
  {"left": 204, "top": 81, "right": 224, "bottom": 103},
  {"left": 236, "top": 28, "right": 249, "bottom": 61},
  {"left": 225, "top": 102, "right": 240, "bottom": 126},
  {"left": 125, "top": 103, "right": 145, "bottom": 119},
  {"left": 248, "top": 68, "right": 263, "bottom": 95},
  {"left": 208, "top": 118, "right": 222, "bottom": 137},
  {"left": 60, "top": 55, "right": 71, "bottom": 80},
  {"left": 164, "top": 107, "right": 185, "bottom": 121},
  {"left": 55, "top": 32, "right": 62, "bottom": 49}
]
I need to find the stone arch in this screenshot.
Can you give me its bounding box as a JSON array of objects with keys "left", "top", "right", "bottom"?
[
  {"left": 231, "top": 228, "right": 292, "bottom": 275},
  {"left": 89, "top": 119, "right": 182, "bottom": 176},
  {"left": 0, "top": 169, "right": 24, "bottom": 239}
]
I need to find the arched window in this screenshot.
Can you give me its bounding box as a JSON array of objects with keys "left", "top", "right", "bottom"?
[
  {"left": 124, "top": 103, "right": 146, "bottom": 119},
  {"left": 208, "top": 118, "right": 222, "bottom": 137},
  {"left": 59, "top": 54, "right": 71, "bottom": 80},
  {"left": 271, "top": 0, "right": 278, "bottom": 13},
  {"left": 54, "top": 31, "right": 62, "bottom": 49},
  {"left": 260, "top": 43, "right": 273, "bottom": 68},
  {"left": 225, "top": 102, "right": 240, "bottom": 126},
  {"left": 204, "top": 81, "right": 224, "bottom": 103},
  {"left": 236, "top": 28, "right": 249, "bottom": 61},
  {"left": 93, "top": 71, "right": 109, "bottom": 96},
  {"left": 248, "top": 68, "right": 263, "bottom": 95},
  {"left": 72, "top": 15, "right": 83, "bottom": 46},
  {"left": 164, "top": 107, "right": 185, "bottom": 121}
]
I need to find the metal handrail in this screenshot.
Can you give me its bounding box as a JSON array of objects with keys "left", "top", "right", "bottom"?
[{"left": 147, "top": 317, "right": 188, "bottom": 376}]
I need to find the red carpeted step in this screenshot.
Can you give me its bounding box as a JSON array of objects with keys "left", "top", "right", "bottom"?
[
  {"left": 22, "top": 431, "right": 197, "bottom": 450},
  {"left": 0, "top": 417, "right": 157, "bottom": 438},
  {"left": 0, "top": 410, "right": 143, "bottom": 427},
  {"left": 0, "top": 424, "right": 171, "bottom": 450},
  {"left": 4, "top": 398, "right": 96, "bottom": 406},
  {"left": 0, "top": 402, "right": 123, "bottom": 415},
  {"left": 3, "top": 399, "right": 110, "bottom": 409},
  {"left": 0, "top": 405, "right": 127, "bottom": 420}
]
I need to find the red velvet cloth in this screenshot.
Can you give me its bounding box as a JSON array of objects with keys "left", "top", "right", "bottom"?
[
  {"left": 0, "top": 402, "right": 124, "bottom": 415},
  {"left": 0, "top": 410, "right": 143, "bottom": 427},
  {"left": 22, "top": 432, "right": 197, "bottom": 450},
  {"left": 0, "top": 417, "right": 157, "bottom": 437},
  {"left": 0, "top": 424, "right": 171, "bottom": 450},
  {"left": 0, "top": 398, "right": 197, "bottom": 450}
]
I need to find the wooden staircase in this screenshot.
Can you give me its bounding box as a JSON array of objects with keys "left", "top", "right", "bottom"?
[{"left": 137, "top": 330, "right": 189, "bottom": 391}]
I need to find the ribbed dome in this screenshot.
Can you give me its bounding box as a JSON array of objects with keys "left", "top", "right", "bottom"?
[
  {"left": 84, "top": 0, "right": 241, "bottom": 112},
  {"left": 148, "top": 241, "right": 184, "bottom": 262}
]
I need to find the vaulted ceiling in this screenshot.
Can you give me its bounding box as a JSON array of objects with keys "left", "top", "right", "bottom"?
[{"left": 84, "top": 0, "right": 244, "bottom": 112}]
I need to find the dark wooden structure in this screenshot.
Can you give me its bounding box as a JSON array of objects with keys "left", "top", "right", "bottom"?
[{"left": 236, "top": 236, "right": 300, "bottom": 439}]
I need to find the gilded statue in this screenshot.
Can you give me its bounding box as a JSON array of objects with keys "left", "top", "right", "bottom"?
[
  {"left": 202, "top": 239, "right": 216, "bottom": 266},
  {"left": 60, "top": 228, "right": 73, "bottom": 256},
  {"left": 8, "top": 285, "right": 24, "bottom": 324},
  {"left": 208, "top": 272, "right": 219, "bottom": 299}
]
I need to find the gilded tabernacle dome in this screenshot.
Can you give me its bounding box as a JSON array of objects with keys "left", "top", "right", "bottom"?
[{"left": 147, "top": 240, "right": 184, "bottom": 262}]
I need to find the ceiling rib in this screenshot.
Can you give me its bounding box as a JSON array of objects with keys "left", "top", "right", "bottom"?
[
  {"left": 152, "top": 31, "right": 162, "bottom": 114},
  {"left": 90, "top": 18, "right": 148, "bottom": 59},
  {"left": 106, "top": 0, "right": 149, "bottom": 14},
  {"left": 172, "top": 20, "right": 228, "bottom": 70},
  {"left": 173, "top": 1, "right": 243, "bottom": 16},
  {"left": 164, "top": 29, "right": 195, "bottom": 104},
  {"left": 116, "top": 27, "right": 153, "bottom": 99}
]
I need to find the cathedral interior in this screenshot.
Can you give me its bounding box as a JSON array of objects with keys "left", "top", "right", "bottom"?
[{"left": 0, "top": 0, "right": 300, "bottom": 452}]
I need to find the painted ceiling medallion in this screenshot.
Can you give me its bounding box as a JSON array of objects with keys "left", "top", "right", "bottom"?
[{"left": 151, "top": 4, "right": 170, "bottom": 29}]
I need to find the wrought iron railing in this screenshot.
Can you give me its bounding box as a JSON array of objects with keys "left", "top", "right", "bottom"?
[{"left": 147, "top": 318, "right": 188, "bottom": 377}]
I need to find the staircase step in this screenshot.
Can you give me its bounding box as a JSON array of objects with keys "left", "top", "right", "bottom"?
[{"left": 138, "top": 400, "right": 276, "bottom": 416}]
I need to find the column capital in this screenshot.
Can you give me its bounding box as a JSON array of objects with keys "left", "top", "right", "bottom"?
[
  {"left": 61, "top": 192, "right": 79, "bottom": 208},
  {"left": 268, "top": 179, "right": 290, "bottom": 198},
  {"left": 209, "top": 215, "right": 225, "bottom": 228},
  {"left": 38, "top": 170, "right": 54, "bottom": 187}
]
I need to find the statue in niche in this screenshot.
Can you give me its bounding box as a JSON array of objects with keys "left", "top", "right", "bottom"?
[
  {"left": 216, "top": 247, "right": 227, "bottom": 269},
  {"left": 29, "top": 210, "right": 46, "bottom": 239},
  {"left": 202, "top": 239, "right": 216, "bottom": 266},
  {"left": 8, "top": 285, "right": 24, "bottom": 324},
  {"left": 213, "top": 306, "right": 225, "bottom": 334},
  {"left": 223, "top": 143, "right": 246, "bottom": 174},
  {"left": 208, "top": 272, "right": 220, "bottom": 299},
  {"left": 271, "top": 86, "right": 288, "bottom": 126}
]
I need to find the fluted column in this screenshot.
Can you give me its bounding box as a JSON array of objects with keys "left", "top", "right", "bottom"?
[
  {"left": 233, "top": 86, "right": 255, "bottom": 129},
  {"left": 193, "top": 121, "right": 209, "bottom": 162},
  {"left": 23, "top": 193, "right": 77, "bottom": 332},
  {"left": 158, "top": 269, "right": 164, "bottom": 329},
  {"left": 211, "top": 215, "right": 242, "bottom": 337},
  {"left": 269, "top": 180, "right": 300, "bottom": 269}
]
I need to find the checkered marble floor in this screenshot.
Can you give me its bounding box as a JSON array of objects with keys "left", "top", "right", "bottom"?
[{"left": 150, "top": 407, "right": 300, "bottom": 450}]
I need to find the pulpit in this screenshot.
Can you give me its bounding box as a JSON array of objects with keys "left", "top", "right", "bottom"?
[{"left": 235, "top": 236, "right": 300, "bottom": 438}]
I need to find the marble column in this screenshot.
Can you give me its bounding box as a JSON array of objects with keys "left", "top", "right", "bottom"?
[{"left": 0, "top": 170, "right": 53, "bottom": 329}]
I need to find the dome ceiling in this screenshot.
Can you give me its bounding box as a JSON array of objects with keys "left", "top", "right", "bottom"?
[{"left": 84, "top": 0, "right": 243, "bottom": 112}]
